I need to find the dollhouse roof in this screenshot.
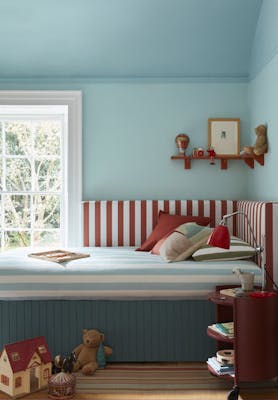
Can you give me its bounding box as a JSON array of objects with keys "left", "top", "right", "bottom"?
[{"left": 4, "top": 336, "right": 51, "bottom": 373}]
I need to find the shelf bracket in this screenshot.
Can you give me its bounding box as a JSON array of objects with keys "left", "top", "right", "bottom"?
[
  {"left": 243, "top": 158, "right": 254, "bottom": 168},
  {"left": 254, "top": 154, "right": 264, "bottom": 166},
  {"left": 220, "top": 159, "right": 228, "bottom": 170},
  {"left": 184, "top": 158, "right": 191, "bottom": 169}
]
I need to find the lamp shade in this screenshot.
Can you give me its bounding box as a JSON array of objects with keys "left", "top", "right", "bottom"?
[{"left": 207, "top": 225, "right": 230, "bottom": 249}]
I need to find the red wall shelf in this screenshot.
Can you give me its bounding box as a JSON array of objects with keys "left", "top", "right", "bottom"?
[{"left": 171, "top": 154, "right": 265, "bottom": 170}]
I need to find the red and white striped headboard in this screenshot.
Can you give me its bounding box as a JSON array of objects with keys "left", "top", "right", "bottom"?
[
  {"left": 82, "top": 199, "right": 278, "bottom": 290},
  {"left": 82, "top": 200, "right": 237, "bottom": 247}
]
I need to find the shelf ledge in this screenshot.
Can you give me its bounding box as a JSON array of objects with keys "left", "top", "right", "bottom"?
[{"left": 171, "top": 154, "right": 265, "bottom": 170}]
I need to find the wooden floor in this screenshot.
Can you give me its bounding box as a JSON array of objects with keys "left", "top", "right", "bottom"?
[{"left": 0, "top": 363, "right": 277, "bottom": 400}]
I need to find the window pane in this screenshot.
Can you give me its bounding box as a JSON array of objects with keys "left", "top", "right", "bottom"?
[
  {"left": 4, "top": 231, "right": 30, "bottom": 250},
  {"left": 4, "top": 195, "right": 31, "bottom": 228},
  {"left": 0, "top": 158, "right": 2, "bottom": 191},
  {"left": 6, "top": 159, "right": 31, "bottom": 191},
  {"left": 33, "top": 195, "right": 60, "bottom": 229},
  {"left": 33, "top": 230, "right": 60, "bottom": 247},
  {"left": 34, "top": 121, "right": 61, "bottom": 156},
  {"left": 0, "top": 122, "right": 2, "bottom": 153},
  {"left": 34, "top": 159, "right": 61, "bottom": 192},
  {"left": 5, "top": 122, "right": 32, "bottom": 156}
]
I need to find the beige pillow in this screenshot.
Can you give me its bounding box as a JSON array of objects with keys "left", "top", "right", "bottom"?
[{"left": 159, "top": 223, "right": 212, "bottom": 262}]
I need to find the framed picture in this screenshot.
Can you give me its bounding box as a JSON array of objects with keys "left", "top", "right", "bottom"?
[{"left": 208, "top": 118, "right": 240, "bottom": 156}]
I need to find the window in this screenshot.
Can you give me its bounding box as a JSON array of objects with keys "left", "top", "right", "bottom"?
[
  {"left": 43, "top": 368, "right": 50, "bottom": 379},
  {"left": 15, "top": 377, "right": 22, "bottom": 388},
  {"left": 0, "top": 112, "right": 64, "bottom": 249},
  {"left": 0, "top": 92, "right": 82, "bottom": 248},
  {"left": 38, "top": 345, "right": 46, "bottom": 354},
  {"left": 1, "top": 375, "right": 9, "bottom": 386},
  {"left": 11, "top": 352, "right": 20, "bottom": 361}
]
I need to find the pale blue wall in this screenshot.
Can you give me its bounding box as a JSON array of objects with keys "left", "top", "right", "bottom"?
[
  {"left": 0, "top": 80, "right": 249, "bottom": 200},
  {"left": 83, "top": 82, "right": 249, "bottom": 200},
  {"left": 248, "top": 0, "right": 278, "bottom": 200}
]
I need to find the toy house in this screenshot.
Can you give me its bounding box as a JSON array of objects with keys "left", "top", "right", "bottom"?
[{"left": 0, "top": 336, "right": 52, "bottom": 398}]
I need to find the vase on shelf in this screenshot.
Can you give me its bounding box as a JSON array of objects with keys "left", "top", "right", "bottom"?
[{"left": 175, "top": 134, "right": 190, "bottom": 155}]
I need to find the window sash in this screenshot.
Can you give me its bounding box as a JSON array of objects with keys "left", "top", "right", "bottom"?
[{"left": 0, "top": 91, "right": 82, "bottom": 247}]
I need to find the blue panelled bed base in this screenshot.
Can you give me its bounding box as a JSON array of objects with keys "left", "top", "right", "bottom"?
[{"left": 0, "top": 300, "right": 215, "bottom": 361}]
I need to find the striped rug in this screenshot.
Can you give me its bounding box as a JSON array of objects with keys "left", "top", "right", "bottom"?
[{"left": 0, "top": 363, "right": 278, "bottom": 400}]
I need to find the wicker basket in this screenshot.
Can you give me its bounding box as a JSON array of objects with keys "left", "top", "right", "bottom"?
[{"left": 48, "top": 372, "right": 76, "bottom": 399}]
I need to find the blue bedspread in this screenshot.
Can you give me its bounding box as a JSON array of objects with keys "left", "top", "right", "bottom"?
[{"left": 0, "top": 247, "right": 261, "bottom": 300}]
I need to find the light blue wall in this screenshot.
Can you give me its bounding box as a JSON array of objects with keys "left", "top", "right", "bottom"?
[
  {"left": 0, "top": 79, "right": 249, "bottom": 200},
  {"left": 83, "top": 81, "right": 249, "bottom": 200},
  {"left": 248, "top": 0, "right": 278, "bottom": 200}
]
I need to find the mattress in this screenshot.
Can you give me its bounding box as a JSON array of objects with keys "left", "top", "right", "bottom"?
[{"left": 0, "top": 247, "right": 261, "bottom": 300}]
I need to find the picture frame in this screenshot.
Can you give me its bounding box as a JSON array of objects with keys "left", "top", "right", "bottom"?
[{"left": 208, "top": 118, "right": 240, "bottom": 156}]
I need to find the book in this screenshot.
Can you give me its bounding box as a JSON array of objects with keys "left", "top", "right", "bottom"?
[
  {"left": 208, "top": 324, "right": 234, "bottom": 339},
  {"left": 28, "top": 250, "right": 90, "bottom": 263},
  {"left": 207, "top": 357, "right": 234, "bottom": 375},
  {"left": 215, "top": 322, "right": 234, "bottom": 335}
]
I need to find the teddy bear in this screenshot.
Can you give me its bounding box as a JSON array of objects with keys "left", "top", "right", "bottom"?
[
  {"left": 72, "top": 329, "right": 112, "bottom": 375},
  {"left": 243, "top": 124, "right": 267, "bottom": 156}
]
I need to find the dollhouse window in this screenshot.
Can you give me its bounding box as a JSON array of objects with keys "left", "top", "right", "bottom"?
[
  {"left": 11, "top": 352, "right": 20, "bottom": 361},
  {"left": 43, "top": 368, "right": 50, "bottom": 379},
  {"left": 38, "top": 345, "right": 47, "bottom": 354},
  {"left": 15, "top": 377, "right": 22, "bottom": 388},
  {"left": 1, "top": 375, "right": 9, "bottom": 386}
]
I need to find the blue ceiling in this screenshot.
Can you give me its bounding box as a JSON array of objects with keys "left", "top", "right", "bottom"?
[{"left": 0, "top": 0, "right": 262, "bottom": 79}]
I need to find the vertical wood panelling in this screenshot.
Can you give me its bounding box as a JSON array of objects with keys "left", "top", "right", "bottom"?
[{"left": 0, "top": 300, "right": 215, "bottom": 362}]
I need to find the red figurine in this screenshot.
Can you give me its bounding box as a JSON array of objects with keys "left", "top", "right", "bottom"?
[{"left": 207, "top": 147, "right": 216, "bottom": 165}]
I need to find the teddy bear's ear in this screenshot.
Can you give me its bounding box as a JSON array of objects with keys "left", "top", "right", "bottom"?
[{"left": 83, "top": 329, "right": 88, "bottom": 334}]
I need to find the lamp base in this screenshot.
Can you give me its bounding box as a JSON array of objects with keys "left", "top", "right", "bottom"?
[{"left": 249, "top": 291, "right": 277, "bottom": 298}]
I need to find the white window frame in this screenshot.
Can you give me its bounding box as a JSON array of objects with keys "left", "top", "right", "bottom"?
[{"left": 0, "top": 91, "right": 82, "bottom": 247}]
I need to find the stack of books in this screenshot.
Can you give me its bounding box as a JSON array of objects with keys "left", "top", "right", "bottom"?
[
  {"left": 208, "top": 322, "right": 234, "bottom": 338},
  {"left": 207, "top": 356, "right": 234, "bottom": 376}
]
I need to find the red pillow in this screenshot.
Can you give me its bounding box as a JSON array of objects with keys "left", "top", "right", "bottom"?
[{"left": 136, "top": 211, "right": 211, "bottom": 252}]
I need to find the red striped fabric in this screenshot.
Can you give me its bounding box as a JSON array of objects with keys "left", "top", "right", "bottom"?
[
  {"left": 140, "top": 200, "right": 147, "bottom": 245},
  {"left": 83, "top": 201, "right": 89, "bottom": 247},
  {"left": 83, "top": 200, "right": 236, "bottom": 247}
]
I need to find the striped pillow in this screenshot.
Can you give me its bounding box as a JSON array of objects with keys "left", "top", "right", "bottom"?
[{"left": 192, "top": 236, "right": 257, "bottom": 261}]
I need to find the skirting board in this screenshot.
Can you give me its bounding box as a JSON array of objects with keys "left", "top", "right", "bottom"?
[{"left": 0, "top": 300, "right": 215, "bottom": 361}]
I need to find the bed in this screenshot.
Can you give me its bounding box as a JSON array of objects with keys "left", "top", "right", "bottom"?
[{"left": 0, "top": 199, "right": 277, "bottom": 362}]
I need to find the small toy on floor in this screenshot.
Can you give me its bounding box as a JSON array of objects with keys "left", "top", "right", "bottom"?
[
  {"left": 0, "top": 336, "right": 52, "bottom": 398},
  {"left": 72, "top": 329, "right": 113, "bottom": 375},
  {"left": 52, "top": 352, "right": 77, "bottom": 374}
]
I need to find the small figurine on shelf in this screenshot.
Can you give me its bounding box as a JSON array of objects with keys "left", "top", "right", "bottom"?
[
  {"left": 175, "top": 134, "right": 190, "bottom": 155},
  {"left": 243, "top": 124, "right": 267, "bottom": 156},
  {"left": 192, "top": 148, "right": 198, "bottom": 157},
  {"left": 207, "top": 147, "right": 216, "bottom": 165},
  {"left": 197, "top": 147, "right": 205, "bottom": 157}
]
